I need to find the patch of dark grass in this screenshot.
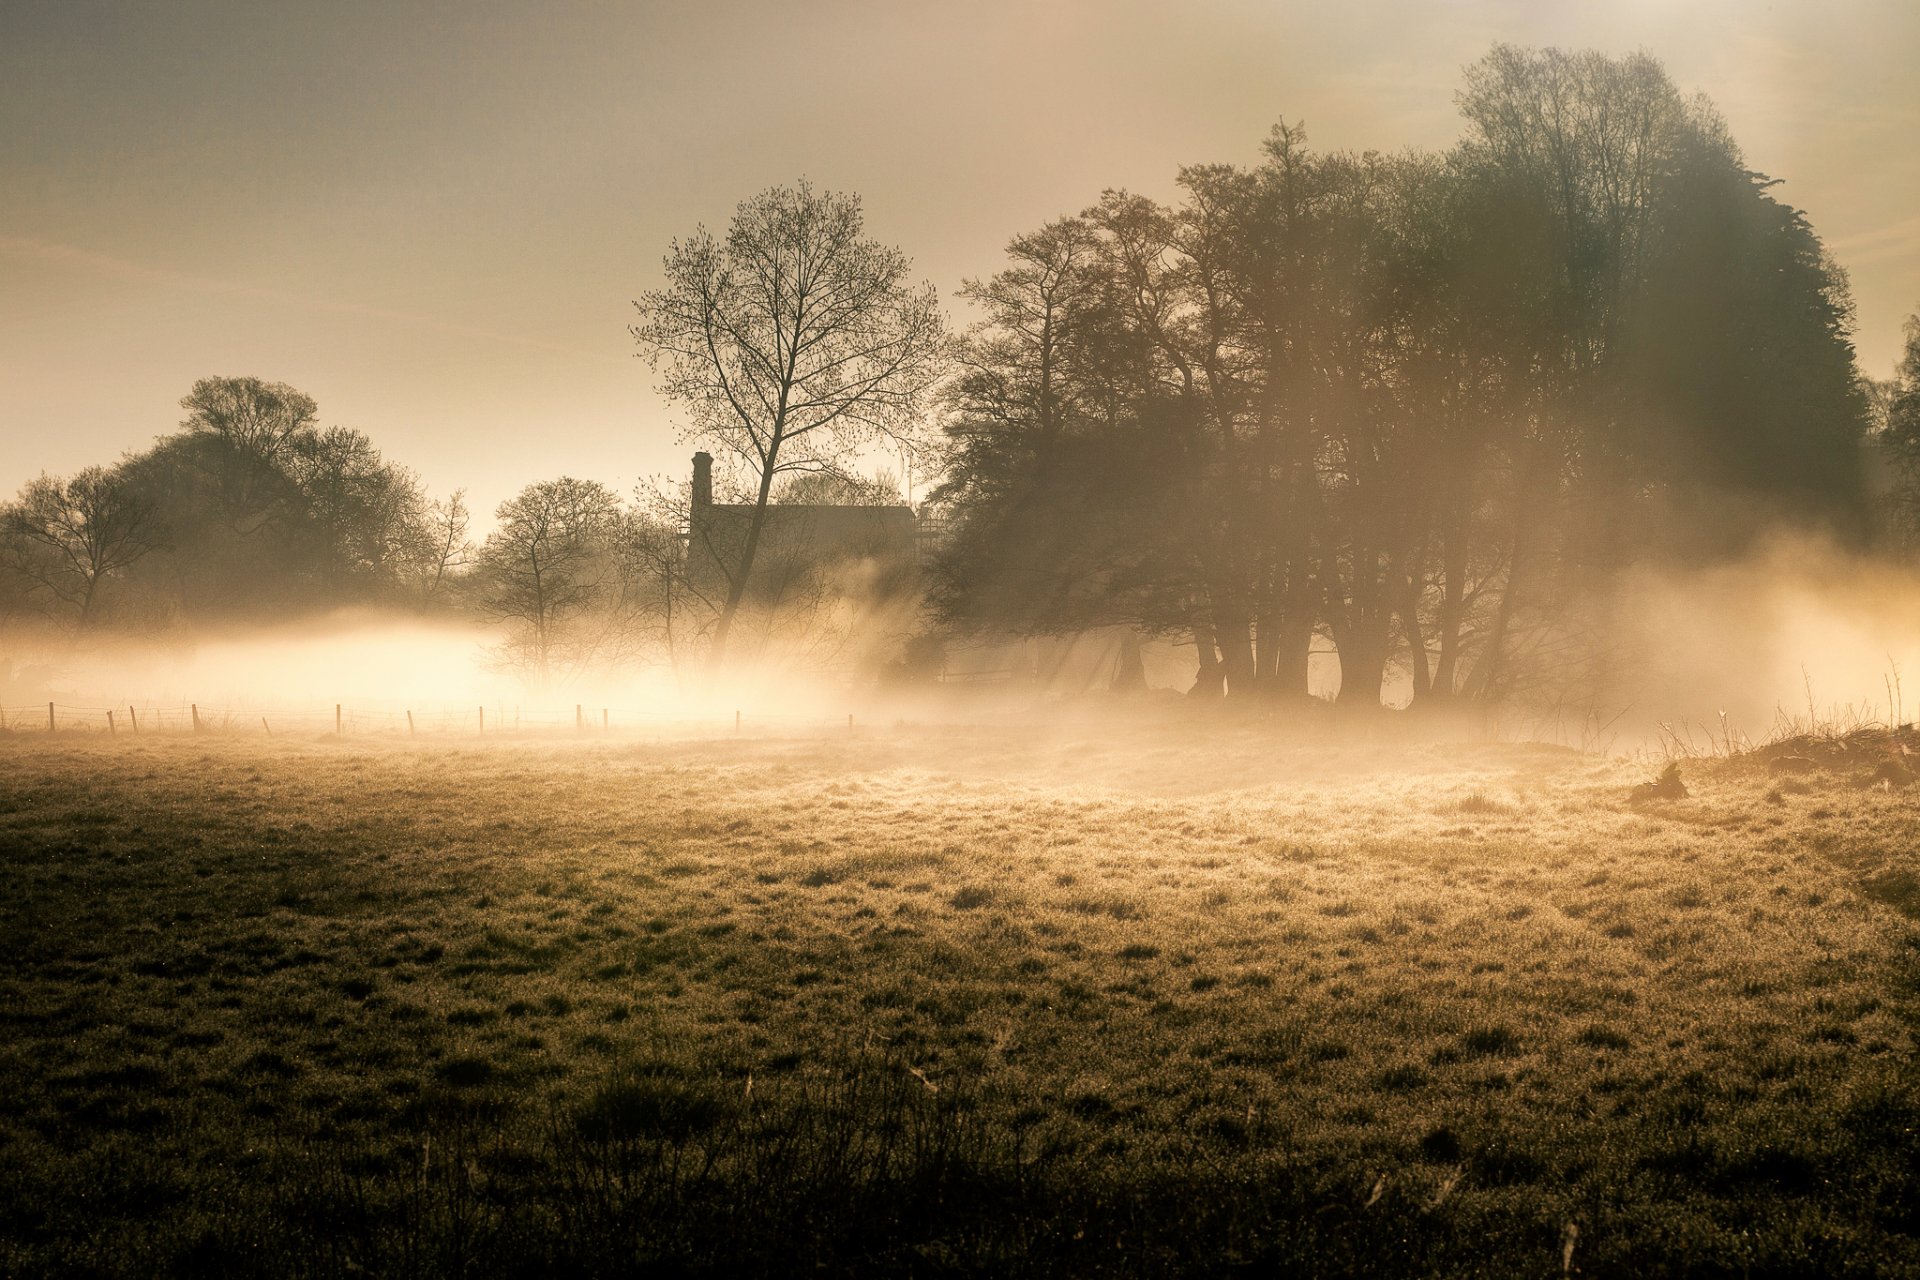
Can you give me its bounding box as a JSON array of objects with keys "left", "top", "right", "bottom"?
[
  {"left": 1063, "top": 894, "right": 1141, "bottom": 920},
  {"left": 238, "top": 1050, "right": 301, "bottom": 1078},
  {"left": 1371, "top": 1064, "right": 1430, "bottom": 1093},
  {"left": 1459, "top": 1024, "right": 1521, "bottom": 1057},
  {"left": 1862, "top": 869, "right": 1920, "bottom": 920},
  {"left": 435, "top": 1056, "right": 498, "bottom": 1088},
  {"left": 1575, "top": 1023, "right": 1632, "bottom": 1051},
  {"left": 1417, "top": 1124, "right": 1462, "bottom": 1162},
  {"left": 951, "top": 884, "right": 995, "bottom": 910},
  {"left": 1469, "top": 1137, "right": 1549, "bottom": 1186},
  {"left": 1308, "top": 1039, "right": 1352, "bottom": 1062},
  {"left": 572, "top": 1072, "right": 726, "bottom": 1144}
]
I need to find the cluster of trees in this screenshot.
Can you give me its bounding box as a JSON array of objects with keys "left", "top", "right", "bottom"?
[
  {"left": 0, "top": 373, "right": 912, "bottom": 688},
  {"left": 931, "top": 46, "right": 1876, "bottom": 706},
  {"left": 1874, "top": 315, "right": 1920, "bottom": 539},
  {"left": 1, "top": 377, "right": 472, "bottom": 633},
  {"left": 8, "top": 45, "right": 1915, "bottom": 709}
]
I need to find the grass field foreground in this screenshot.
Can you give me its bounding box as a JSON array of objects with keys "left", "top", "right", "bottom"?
[{"left": 1, "top": 722, "right": 1917, "bottom": 1276}]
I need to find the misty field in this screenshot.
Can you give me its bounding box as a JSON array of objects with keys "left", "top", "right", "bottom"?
[{"left": 2, "top": 720, "right": 1917, "bottom": 1278}]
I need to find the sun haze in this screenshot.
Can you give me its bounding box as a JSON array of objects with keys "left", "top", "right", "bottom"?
[
  {"left": 3, "top": 0, "right": 1916, "bottom": 515},
  {"left": 11, "top": 8, "right": 1920, "bottom": 1275}
]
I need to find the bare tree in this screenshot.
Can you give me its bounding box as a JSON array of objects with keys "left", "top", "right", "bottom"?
[
  {"left": 632, "top": 180, "right": 946, "bottom": 667},
  {"left": 475, "top": 478, "right": 622, "bottom": 685},
  {"left": 1879, "top": 311, "right": 1920, "bottom": 544},
  {"left": 177, "top": 376, "right": 321, "bottom": 531},
  {"left": 286, "top": 425, "right": 429, "bottom": 591},
  {"left": 419, "top": 488, "right": 473, "bottom": 600},
  {"left": 2, "top": 465, "right": 161, "bottom": 628}
]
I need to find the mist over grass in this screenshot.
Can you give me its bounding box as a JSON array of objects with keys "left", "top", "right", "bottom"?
[
  {"left": 11, "top": 534, "right": 1920, "bottom": 755},
  {"left": 1586, "top": 535, "right": 1920, "bottom": 752},
  {"left": 0, "top": 609, "right": 921, "bottom": 735}
]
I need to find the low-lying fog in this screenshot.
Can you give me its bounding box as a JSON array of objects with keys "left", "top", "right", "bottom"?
[{"left": 2, "top": 535, "right": 1917, "bottom": 751}]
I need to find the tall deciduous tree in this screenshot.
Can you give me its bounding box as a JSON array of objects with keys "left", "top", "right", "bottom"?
[
  {"left": 632, "top": 181, "right": 946, "bottom": 667},
  {"left": 1880, "top": 311, "right": 1920, "bottom": 540},
  {"left": 476, "top": 478, "right": 623, "bottom": 685},
  {"left": 2, "top": 465, "right": 160, "bottom": 628},
  {"left": 176, "top": 376, "right": 321, "bottom": 532},
  {"left": 419, "top": 489, "right": 473, "bottom": 601},
  {"left": 286, "top": 426, "right": 430, "bottom": 590}
]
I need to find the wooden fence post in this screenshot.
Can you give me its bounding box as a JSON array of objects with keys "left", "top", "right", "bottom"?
[
  {"left": 407, "top": 710, "right": 415, "bottom": 736},
  {"left": 478, "top": 706, "right": 485, "bottom": 735},
  {"left": 576, "top": 704, "right": 584, "bottom": 732},
  {"left": 335, "top": 703, "right": 343, "bottom": 735},
  {"left": 47, "top": 702, "right": 55, "bottom": 732},
  {"left": 128, "top": 705, "right": 138, "bottom": 734},
  {"left": 262, "top": 717, "right": 272, "bottom": 737},
  {"left": 191, "top": 703, "right": 201, "bottom": 733},
  {"left": 735, "top": 710, "right": 741, "bottom": 733},
  {"left": 602, "top": 708, "right": 608, "bottom": 731}
]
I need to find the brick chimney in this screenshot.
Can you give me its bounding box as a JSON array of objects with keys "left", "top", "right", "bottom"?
[{"left": 691, "top": 451, "right": 713, "bottom": 508}]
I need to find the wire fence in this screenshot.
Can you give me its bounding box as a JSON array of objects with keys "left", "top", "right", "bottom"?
[{"left": 0, "top": 699, "right": 872, "bottom": 740}]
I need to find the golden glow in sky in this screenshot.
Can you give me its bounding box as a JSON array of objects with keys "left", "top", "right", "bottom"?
[{"left": 3, "top": 0, "right": 1916, "bottom": 518}]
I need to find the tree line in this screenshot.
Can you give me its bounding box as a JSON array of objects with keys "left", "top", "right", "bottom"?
[
  {"left": 6, "top": 45, "right": 1918, "bottom": 708},
  {"left": 0, "top": 374, "right": 906, "bottom": 687},
  {"left": 0, "top": 377, "right": 471, "bottom": 633},
  {"left": 931, "top": 46, "right": 1883, "bottom": 706}
]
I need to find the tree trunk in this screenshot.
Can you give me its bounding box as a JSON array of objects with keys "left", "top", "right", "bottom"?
[
  {"left": 1272, "top": 620, "right": 1314, "bottom": 700},
  {"left": 1253, "top": 606, "right": 1280, "bottom": 689},
  {"left": 1429, "top": 521, "right": 1468, "bottom": 701},
  {"left": 1461, "top": 553, "right": 1522, "bottom": 702},
  {"left": 1461, "top": 462, "right": 1543, "bottom": 703},
  {"left": 1399, "top": 570, "right": 1431, "bottom": 704},
  {"left": 1254, "top": 603, "right": 1314, "bottom": 701},
  {"left": 1278, "top": 550, "right": 1318, "bottom": 699},
  {"left": 1188, "top": 622, "right": 1224, "bottom": 697},
  {"left": 707, "top": 441, "right": 781, "bottom": 669},
  {"left": 1110, "top": 630, "right": 1147, "bottom": 694},
  {"left": 1213, "top": 607, "right": 1256, "bottom": 698},
  {"left": 1334, "top": 629, "right": 1388, "bottom": 708}
]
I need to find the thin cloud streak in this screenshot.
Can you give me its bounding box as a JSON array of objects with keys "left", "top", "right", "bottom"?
[
  {"left": 1829, "top": 216, "right": 1920, "bottom": 269},
  {"left": 0, "top": 235, "right": 623, "bottom": 365}
]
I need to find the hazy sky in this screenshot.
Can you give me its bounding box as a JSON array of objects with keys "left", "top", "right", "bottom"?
[{"left": 4, "top": 0, "right": 1917, "bottom": 521}]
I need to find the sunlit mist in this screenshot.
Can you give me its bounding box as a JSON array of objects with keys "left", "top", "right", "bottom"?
[{"left": 6, "top": 7, "right": 1920, "bottom": 1278}]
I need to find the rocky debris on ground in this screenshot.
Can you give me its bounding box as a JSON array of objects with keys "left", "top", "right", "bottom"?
[
  {"left": 1630, "top": 762, "right": 1688, "bottom": 803},
  {"left": 1740, "top": 726, "right": 1920, "bottom": 792}
]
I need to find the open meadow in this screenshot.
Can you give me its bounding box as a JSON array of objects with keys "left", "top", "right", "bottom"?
[{"left": 2, "top": 717, "right": 1918, "bottom": 1277}]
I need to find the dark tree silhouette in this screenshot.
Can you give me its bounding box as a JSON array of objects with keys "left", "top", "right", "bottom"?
[
  {"left": 933, "top": 46, "right": 1872, "bottom": 711},
  {"left": 0, "top": 377, "right": 465, "bottom": 628},
  {"left": 632, "top": 181, "right": 946, "bottom": 669},
  {"left": 176, "top": 376, "right": 321, "bottom": 534},
  {"left": 2, "top": 464, "right": 160, "bottom": 628},
  {"left": 1880, "top": 311, "right": 1920, "bottom": 540},
  {"left": 476, "top": 478, "right": 624, "bottom": 685}
]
